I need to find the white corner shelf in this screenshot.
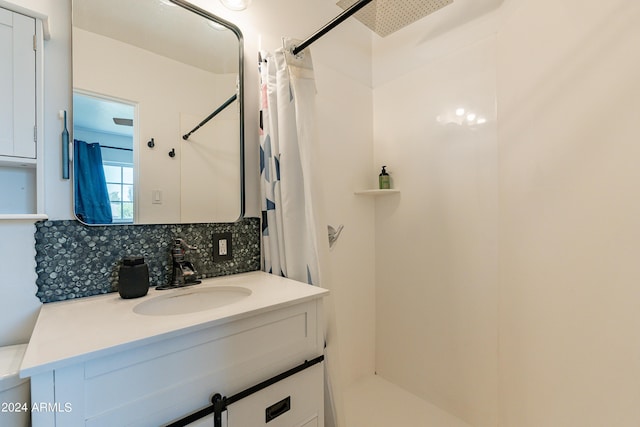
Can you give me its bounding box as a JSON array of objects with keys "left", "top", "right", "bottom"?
[
  {"left": 354, "top": 189, "right": 400, "bottom": 196},
  {"left": 0, "top": 214, "right": 48, "bottom": 221}
]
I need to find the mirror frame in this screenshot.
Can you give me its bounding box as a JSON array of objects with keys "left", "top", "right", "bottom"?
[{"left": 71, "top": 0, "right": 245, "bottom": 225}]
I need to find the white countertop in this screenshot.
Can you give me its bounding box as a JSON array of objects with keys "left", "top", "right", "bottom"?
[{"left": 20, "top": 271, "right": 328, "bottom": 377}]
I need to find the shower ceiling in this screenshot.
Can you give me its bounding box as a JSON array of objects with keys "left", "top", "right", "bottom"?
[{"left": 336, "top": 0, "right": 454, "bottom": 37}]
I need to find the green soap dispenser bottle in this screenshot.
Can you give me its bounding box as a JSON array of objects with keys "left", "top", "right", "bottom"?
[{"left": 379, "top": 165, "right": 390, "bottom": 189}]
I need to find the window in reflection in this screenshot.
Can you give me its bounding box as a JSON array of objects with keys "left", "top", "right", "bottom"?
[{"left": 104, "top": 163, "right": 134, "bottom": 223}]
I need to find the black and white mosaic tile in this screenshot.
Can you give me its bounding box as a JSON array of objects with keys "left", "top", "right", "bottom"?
[{"left": 34, "top": 218, "right": 261, "bottom": 303}]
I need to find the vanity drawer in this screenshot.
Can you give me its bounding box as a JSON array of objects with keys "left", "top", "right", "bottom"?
[{"left": 225, "top": 362, "right": 323, "bottom": 427}]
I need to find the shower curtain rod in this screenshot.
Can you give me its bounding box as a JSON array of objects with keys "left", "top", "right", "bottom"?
[
  {"left": 291, "top": 0, "right": 373, "bottom": 56},
  {"left": 182, "top": 93, "right": 238, "bottom": 140}
]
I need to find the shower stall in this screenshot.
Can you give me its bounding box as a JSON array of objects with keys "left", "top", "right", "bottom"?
[
  {"left": 258, "top": 0, "right": 502, "bottom": 426},
  {"left": 255, "top": 0, "right": 640, "bottom": 425}
]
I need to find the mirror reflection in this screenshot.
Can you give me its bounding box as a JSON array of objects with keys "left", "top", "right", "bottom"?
[
  {"left": 72, "top": 0, "right": 243, "bottom": 225},
  {"left": 73, "top": 93, "right": 134, "bottom": 224}
]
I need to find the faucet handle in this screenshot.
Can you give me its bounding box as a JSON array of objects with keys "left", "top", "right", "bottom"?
[{"left": 175, "top": 238, "right": 197, "bottom": 250}]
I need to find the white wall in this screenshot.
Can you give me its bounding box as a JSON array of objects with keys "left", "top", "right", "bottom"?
[
  {"left": 0, "top": 221, "right": 40, "bottom": 347},
  {"left": 497, "top": 0, "right": 640, "bottom": 425},
  {"left": 374, "top": 0, "right": 640, "bottom": 425},
  {"left": 0, "top": 167, "right": 36, "bottom": 214}
]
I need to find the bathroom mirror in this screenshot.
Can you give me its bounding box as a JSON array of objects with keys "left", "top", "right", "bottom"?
[{"left": 71, "top": 0, "right": 244, "bottom": 225}]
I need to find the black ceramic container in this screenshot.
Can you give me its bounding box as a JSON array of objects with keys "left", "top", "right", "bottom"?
[{"left": 118, "top": 256, "right": 149, "bottom": 299}]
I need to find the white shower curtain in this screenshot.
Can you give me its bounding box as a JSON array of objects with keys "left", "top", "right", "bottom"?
[
  {"left": 259, "top": 41, "right": 344, "bottom": 427},
  {"left": 259, "top": 42, "right": 322, "bottom": 285}
]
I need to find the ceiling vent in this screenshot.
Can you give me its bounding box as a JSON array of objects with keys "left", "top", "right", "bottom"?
[{"left": 336, "top": 0, "right": 454, "bottom": 37}]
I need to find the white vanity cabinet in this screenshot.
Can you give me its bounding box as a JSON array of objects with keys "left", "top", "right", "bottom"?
[{"left": 21, "top": 273, "right": 328, "bottom": 427}]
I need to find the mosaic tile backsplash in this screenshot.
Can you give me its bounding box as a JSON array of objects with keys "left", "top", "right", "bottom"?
[{"left": 35, "top": 218, "right": 260, "bottom": 303}]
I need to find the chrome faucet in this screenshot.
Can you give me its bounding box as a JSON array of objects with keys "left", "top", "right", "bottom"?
[{"left": 170, "top": 238, "right": 201, "bottom": 287}]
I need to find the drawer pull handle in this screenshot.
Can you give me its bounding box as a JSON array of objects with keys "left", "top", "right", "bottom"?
[{"left": 265, "top": 396, "right": 291, "bottom": 422}]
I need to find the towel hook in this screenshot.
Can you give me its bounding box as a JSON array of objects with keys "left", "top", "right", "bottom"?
[{"left": 328, "top": 224, "right": 344, "bottom": 249}]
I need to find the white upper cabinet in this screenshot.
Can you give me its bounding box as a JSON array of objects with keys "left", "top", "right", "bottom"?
[
  {"left": 0, "top": 4, "right": 45, "bottom": 218},
  {"left": 0, "top": 7, "right": 36, "bottom": 160}
]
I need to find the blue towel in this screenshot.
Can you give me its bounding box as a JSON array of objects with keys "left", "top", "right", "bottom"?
[{"left": 74, "top": 140, "right": 113, "bottom": 224}]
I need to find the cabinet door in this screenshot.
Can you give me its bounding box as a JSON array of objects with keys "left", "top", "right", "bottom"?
[
  {"left": 0, "top": 7, "right": 36, "bottom": 159},
  {"left": 226, "top": 363, "right": 323, "bottom": 427}
]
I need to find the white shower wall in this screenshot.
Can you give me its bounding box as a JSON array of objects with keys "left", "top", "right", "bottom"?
[
  {"left": 374, "top": 36, "right": 499, "bottom": 427},
  {"left": 497, "top": 0, "right": 640, "bottom": 425},
  {"left": 373, "top": 0, "right": 640, "bottom": 426}
]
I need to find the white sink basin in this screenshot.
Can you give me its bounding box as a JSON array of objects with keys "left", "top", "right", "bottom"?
[{"left": 133, "top": 286, "right": 252, "bottom": 316}]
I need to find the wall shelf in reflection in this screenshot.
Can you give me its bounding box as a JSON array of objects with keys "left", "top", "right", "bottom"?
[{"left": 354, "top": 189, "right": 400, "bottom": 196}]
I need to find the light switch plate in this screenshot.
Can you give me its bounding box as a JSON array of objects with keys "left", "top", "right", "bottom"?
[
  {"left": 152, "top": 190, "right": 163, "bottom": 204},
  {"left": 212, "top": 232, "right": 232, "bottom": 262}
]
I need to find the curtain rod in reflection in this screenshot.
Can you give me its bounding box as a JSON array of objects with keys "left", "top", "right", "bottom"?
[
  {"left": 100, "top": 145, "right": 132, "bottom": 152},
  {"left": 182, "top": 93, "right": 238, "bottom": 140}
]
